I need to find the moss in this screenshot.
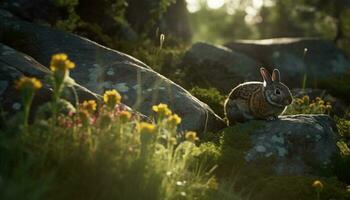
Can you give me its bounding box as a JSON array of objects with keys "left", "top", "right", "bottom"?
[
  {"left": 201, "top": 131, "right": 222, "bottom": 146},
  {"left": 331, "top": 154, "right": 350, "bottom": 184},
  {"left": 190, "top": 87, "right": 226, "bottom": 117},
  {"left": 251, "top": 176, "right": 350, "bottom": 200},
  {"left": 215, "top": 121, "right": 350, "bottom": 200},
  {"left": 217, "top": 121, "right": 275, "bottom": 186}
]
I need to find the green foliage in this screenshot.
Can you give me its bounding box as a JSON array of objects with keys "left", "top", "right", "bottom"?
[
  {"left": 0, "top": 100, "right": 225, "bottom": 200},
  {"left": 335, "top": 114, "right": 350, "bottom": 146},
  {"left": 284, "top": 95, "right": 332, "bottom": 115},
  {"left": 250, "top": 176, "right": 350, "bottom": 200},
  {"left": 331, "top": 154, "right": 350, "bottom": 184},
  {"left": 190, "top": 87, "right": 226, "bottom": 117},
  {"left": 126, "top": 40, "right": 187, "bottom": 84},
  {"left": 332, "top": 112, "right": 350, "bottom": 185},
  {"left": 54, "top": 0, "right": 82, "bottom": 31},
  {"left": 189, "top": 142, "right": 221, "bottom": 172},
  {"left": 51, "top": 0, "right": 178, "bottom": 46},
  {"left": 0, "top": 55, "right": 241, "bottom": 200}
]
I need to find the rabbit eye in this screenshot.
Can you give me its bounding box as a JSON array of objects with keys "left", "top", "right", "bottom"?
[{"left": 275, "top": 88, "right": 281, "bottom": 95}]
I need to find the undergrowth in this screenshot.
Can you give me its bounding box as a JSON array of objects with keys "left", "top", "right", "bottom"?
[
  {"left": 0, "top": 53, "right": 238, "bottom": 200},
  {"left": 1, "top": 53, "right": 350, "bottom": 200}
]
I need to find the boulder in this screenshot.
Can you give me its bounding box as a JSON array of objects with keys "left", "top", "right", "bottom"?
[
  {"left": 221, "top": 114, "right": 339, "bottom": 176},
  {"left": 225, "top": 38, "right": 350, "bottom": 90},
  {"left": 0, "top": 43, "right": 100, "bottom": 118},
  {"left": 0, "top": 14, "right": 149, "bottom": 72},
  {"left": 0, "top": 17, "right": 226, "bottom": 134},
  {"left": 181, "top": 42, "right": 261, "bottom": 93}
]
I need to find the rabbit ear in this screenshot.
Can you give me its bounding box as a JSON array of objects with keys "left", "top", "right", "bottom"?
[
  {"left": 260, "top": 67, "right": 272, "bottom": 85},
  {"left": 272, "top": 69, "right": 280, "bottom": 82}
]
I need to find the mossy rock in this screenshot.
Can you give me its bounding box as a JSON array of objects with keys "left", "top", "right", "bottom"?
[{"left": 216, "top": 119, "right": 348, "bottom": 200}]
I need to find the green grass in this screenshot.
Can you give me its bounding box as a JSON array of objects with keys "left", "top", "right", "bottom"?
[
  {"left": 0, "top": 53, "right": 239, "bottom": 200},
  {"left": 2, "top": 53, "right": 350, "bottom": 200}
]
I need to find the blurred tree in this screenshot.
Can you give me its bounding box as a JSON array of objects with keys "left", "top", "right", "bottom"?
[
  {"left": 0, "top": 0, "right": 192, "bottom": 48},
  {"left": 186, "top": 0, "right": 350, "bottom": 54}
]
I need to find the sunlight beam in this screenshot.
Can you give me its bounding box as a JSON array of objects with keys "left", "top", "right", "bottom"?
[{"left": 207, "top": 0, "right": 225, "bottom": 10}]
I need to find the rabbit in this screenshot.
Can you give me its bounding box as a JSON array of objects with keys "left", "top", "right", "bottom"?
[{"left": 224, "top": 67, "right": 293, "bottom": 125}]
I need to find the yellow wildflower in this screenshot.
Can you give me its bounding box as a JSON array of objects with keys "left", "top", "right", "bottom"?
[
  {"left": 312, "top": 180, "right": 324, "bottom": 190},
  {"left": 318, "top": 100, "right": 325, "bottom": 105},
  {"left": 295, "top": 99, "right": 303, "bottom": 105},
  {"left": 346, "top": 185, "right": 350, "bottom": 192},
  {"left": 138, "top": 122, "right": 157, "bottom": 135},
  {"left": 185, "top": 131, "right": 199, "bottom": 142},
  {"left": 80, "top": 100, "right": 97, "bottom": 113},
  {"left": 15, "top": 76, "right": 42, "bottom": 91},
  {"left": 119, "top": 110, "right": 131, "bottom": 123},
  {"left": 166, "top": 114, "right": 181, "bottom": 127},
  {"left": 103, "top": 89, "right": 121, "bottom": 108},
  {"left": 302, "top": 95, "right": 309, "bottom": 103},
  {"left": 50, "top": 53, "right": 75, "bottom": 72},
  {"left": 152, "top": 103, "right": 172, "bottom": 116}
]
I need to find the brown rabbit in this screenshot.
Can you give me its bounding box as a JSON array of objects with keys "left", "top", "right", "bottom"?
[{"left": 224, "top": 67, "right": 293, "bottom": 125}]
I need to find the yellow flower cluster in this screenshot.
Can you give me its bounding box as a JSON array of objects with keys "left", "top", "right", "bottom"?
[
  {"left": 50, "top": 53, "right": 75, "bottom": 72},
  {"left": 152, "top": 103, "right": 172, "bottom": 116},
  {"left": 138, "top": 122, "right": 157, "bottom": 135},
  {"left": 15, "top": 76, "right": 42, "bottom": 91},
  {"left": 81, "top": 100, "right": 97, "bottom": 113},
  {"left": 285, "top": 95, "right": 332, "bottom": 115},
  {"left": 103, "top": 89, "right": 121, "bottom": 108},
  {"left": 166, "top": 114, "right": 181, "bottom": 127},
  {"left": 309, "top": 97, "right": 332, "bottom": 110},
  {"left": 185, "top": 131, "right": 199, "bottom": 142}
]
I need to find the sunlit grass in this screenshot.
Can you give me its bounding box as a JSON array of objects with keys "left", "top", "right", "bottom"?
[{"left": 0, "top": 53, "right": 239, "bottom": 200}]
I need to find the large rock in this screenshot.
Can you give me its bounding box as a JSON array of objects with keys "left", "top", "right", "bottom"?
[
  {"left": 181, "top": 42, "right": 261, "bottom": 93},
  {"left": 225, "top": 38, "right": 350, "bottom": 89},
  {"left": 222, "top": 114, "right": 339, "bottom": 176},
  {"left": 0, "top": 14, "right": 149, "bottom": 71},
  {"left": 0, "top": 43, "right": 100, "bottom": 117},
  {"left": 0, "top": 16, "right": 226, "bottom": 134}
]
